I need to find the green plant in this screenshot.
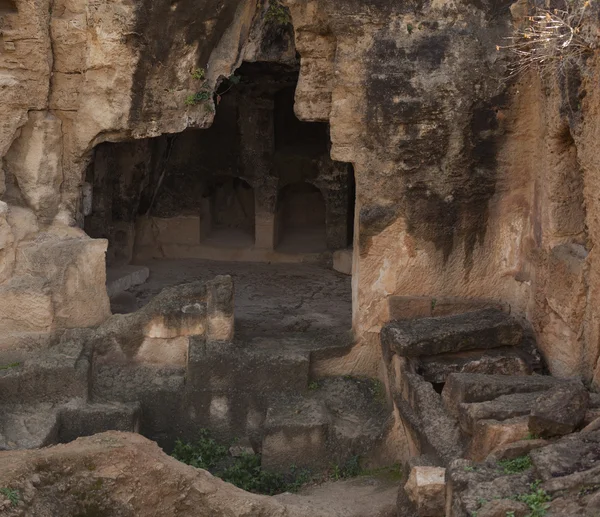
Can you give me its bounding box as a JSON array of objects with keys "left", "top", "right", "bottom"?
[
  {"left": 0, "top": 362, "right": 21, "bottom": 371},
  {"left": 498, "top": 455, "right": 532, "bottom": 475},
  {"left": 407, "top": 23, "right": 414, "bottom": 34},
  {"left": 431, "top": 298, "right": 437, "bottom": 312},
  {"left": 265, "top": 0, "right": 291, "bottom": 25},
  {"left": 515, "top": 480, "right": 551, "bottom": 517},
  {"left": 185, "top": 90, "right": 212, "bottom": 106},
  {"left": 191, "top": 67, "right": 205, "bottom": 80},
  {"left": 308, "top": 381, "right": 320, "bottom": 391},
  {"left": 221, "top": 453, "right": 288, "bottom": 495},
  {"left": 526, "top": 432, "right": 540, "bottom": 440},
  {"left": 464, "top": 466, "right": 476, "bottom": 472},
  {"left": 171, "top": 431, "right": 311, "bottom": 495},
  {"left": 171, "top": 429, "right": 228, "bottom": 469},
  {"left": 369, "top": 380, "right": 386, "bottom": 402},
  {"left": 0, "top": 487, "right": 20, "bottom": 506},
  {"left": 506, "top": 512, "right": 515, "bottom": 517},
  {"left": 330, "top": 456, "right": 362, "bottom": 480}
]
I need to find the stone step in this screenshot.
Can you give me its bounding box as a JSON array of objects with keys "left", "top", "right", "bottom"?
[
  {"left": 412, "top": 347, "right": 535, "bottom": 384},
  {"left": 457, "top": 392, "right": 541, "bottom": 435},
  {"left": 106, "top": 265, "right": 150, "bottom": 297},
  {"left": 0, "top": 403, "right": 60, "bottom": 450},
  {"left": 442, "top": 373, "right": 564, "bottom": 417},
  {"left": 58, "top": 401, "right": 141, "bottom": 443},
  {"left": 393, "top": 382, "right": 464, "bottom": 464},
  {"left": 0, "top": 333, "right": 88, "bottom": 405},
  {"left": 261, "top": 377, "right": 389, "bottom": 473},
  {"left": 381, "top": 308, "right": 523, "bottom": 358},
  {"left": 187, "top": 338, "right": 311, "bottom": 394},
  {"left": 262, "top": 396, "right": 330, "bottom": 471}
]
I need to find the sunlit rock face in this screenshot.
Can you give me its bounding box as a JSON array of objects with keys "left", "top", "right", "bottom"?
[{"left": 0, "top": 0, "right": 599, "bottom": 385}]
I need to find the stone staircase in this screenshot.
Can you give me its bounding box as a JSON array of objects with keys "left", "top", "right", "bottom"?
[
  {"left": 381, "top": 308, "right": 557, "bottom": 466},
  {"left": 381, "top": 305, "right": 600, "bottom": 516},
  {"left": 0, "top": 317, "right": 387, "bottom": 474},
  {"left": 0, "top": 332, "right": 140, "bottom": 450}
]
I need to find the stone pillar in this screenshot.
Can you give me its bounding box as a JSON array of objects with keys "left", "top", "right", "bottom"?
[
  {"left": 238, "top": 96, "right": 276, "bottom": 248},
  {"left": 255, "top": 209, "right": 276, "bottom": 250}
]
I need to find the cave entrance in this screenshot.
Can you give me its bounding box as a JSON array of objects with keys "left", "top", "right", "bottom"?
[{"left": 83, "top": 60, "right": 355, "bottom": 321}]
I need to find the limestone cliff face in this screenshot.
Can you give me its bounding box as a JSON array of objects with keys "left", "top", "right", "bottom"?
[{"left": 1, "top": 0, "right": 599, "bottom": 384}]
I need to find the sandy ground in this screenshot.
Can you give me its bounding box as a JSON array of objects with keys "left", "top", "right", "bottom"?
[{"left": 125, "top": 259, "right": 352, "bottom": 337}]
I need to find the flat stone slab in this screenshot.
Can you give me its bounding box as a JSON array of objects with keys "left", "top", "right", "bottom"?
[
  {"left": 442, "top": 373, "right": 564, "bottom": 416},
  {"left": 458, "top": 392, "right": 541, "bottom": 434},
  {"left": 381, "top": 309, "right": 523, "bottom": 357},
  {"left": 414, "top": 347, "right": 533, "bottom": 384},
  {"left": 106, "top": 265, "right": 150, "bottom": 297},
  {"left": 58, "top": 402, "right": 141, "bottom": 443}
]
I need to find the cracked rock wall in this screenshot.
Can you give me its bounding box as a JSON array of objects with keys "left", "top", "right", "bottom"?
[{"left": 1, "top": 0, "right": 600, "bottom": 386}]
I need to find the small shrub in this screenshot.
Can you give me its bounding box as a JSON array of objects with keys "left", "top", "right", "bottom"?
[
  {"left": 221, "top": 453, "right": 287, "bottom": 495},
  {"left": 0, "top": 487, "right": 20, "bottom": 506},
  {"left": 265, "top": 0, "right": 291, "bottom": 25},
  {"left": 498, "top": 455, "right": 532, "bottom": 475},
  {"left": 308, "top": 381, "right": 320, "bottom": 391},
  {"left": 185, "top": 90, "right": 212, "bottom": 106},
  {"left": 330, "top": 455, "right": 362, "bottom": 480},
  {"left": 498, "top": 0, "right": 593, "bottom": 76},
  {"left": 407, "top": 23, "right": 414, "bottom": 34},
  {"left": 171, "top": 429, "right": 228, "bottom": 469},
  {"left": 191, "top": 67, "right": 205, "bottom": 80},
  {"left": 171, "top": 430, "right": 308, "bottom": 495},
  {"left": 515, "top": 480, "right": 551, "bottom": 517}
]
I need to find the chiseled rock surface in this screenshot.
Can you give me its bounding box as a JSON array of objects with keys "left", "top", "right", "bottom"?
[
  {"left": 528, "top": 381, "right": 590, "bottom": 437},
  {"left": 381, "top": 309, "right": 523, "bottom": 358},
  {"left": 404, "top": 466, "right": 446, "bottom": 517}
]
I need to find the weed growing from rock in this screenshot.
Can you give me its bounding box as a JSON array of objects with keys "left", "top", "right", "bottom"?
[
  {"left": 0, "top": 487, "right": 20, "bottom": 507},
  {"left": 498, "top": 0, "right": 593, "bottom": 76},
  {"left": 498, "top": 455, "right": 532, "bottom": 475},
  {"left": 185, "top": 90, "right": 212, "bottom": 107},
  {"left": 190, "top": 67, "right": 205, "bottom": 81},
  {"left": 514, "top": 480, "right": 551, "bottom": 517},
  {"left": 171, "top": 429, "right": 228, "bottom": 469},
  {"left": 0, "top": 362, "right": 20, "bottom": 371},
  {"left": 171, "top": 430, "right": 307, "bottom": 495},
  {"left": 265, "top": 0, "right": 291, "bottom": 25}
]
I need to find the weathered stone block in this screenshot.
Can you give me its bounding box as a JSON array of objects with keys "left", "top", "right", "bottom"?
[
  {"left": 458, "top": 392, "right": 540, "bottom": 435},
  {"left": 58, "top": 402, "right": 141, "bottom": 443},
  {"left": 404, "top": 466, "right": 446, "bottom": 517},
  {"left": 381, "top": 309, "right": 523, "bottom": 357},
  {"left": 442, "top": 373, "right": 563, "bottom": 416},
  {"left": 15, "top": 231, "right": 111, "bottom": 328},
  {"left": 0, "top": 275, "right": 53, "bottom": 333},
  {"left": 333, "top": 248, "right": 352, "bottom": 275},
  {"left": 135, "top": 336, "right": 189, "bottom": 366},
  {"left": 468, "top": 417, "right": 529, "bottom": 462},
  {"left": 415, "top": 347, "right": 532, "bottom": 384},
  {"left": 529, "top": 381, "right": 589, "bottom": 437},
  {"left": 262, "top": 398, "right": 329, "bottom": 472}
]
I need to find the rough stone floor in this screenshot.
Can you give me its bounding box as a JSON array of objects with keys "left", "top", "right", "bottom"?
[{"left": 122, "top": 259, "right": 352, "bottom": 337}]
